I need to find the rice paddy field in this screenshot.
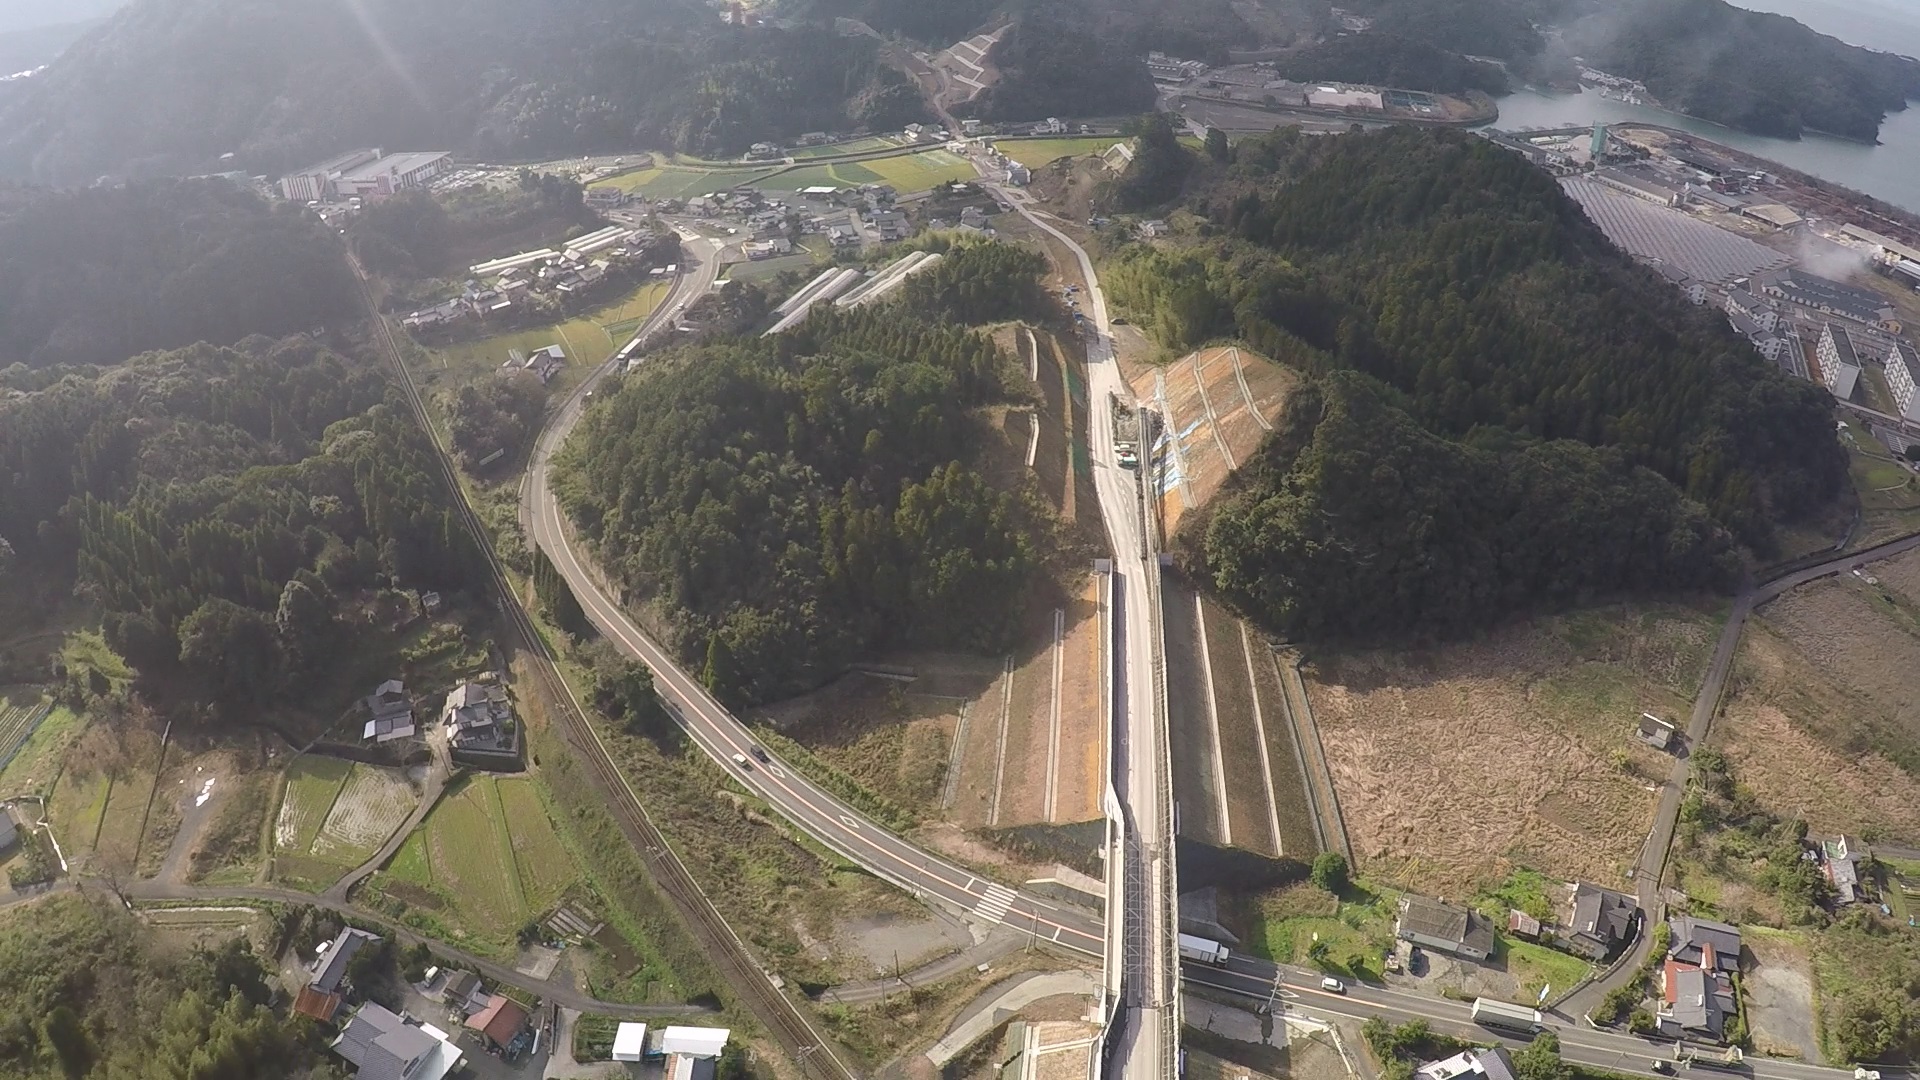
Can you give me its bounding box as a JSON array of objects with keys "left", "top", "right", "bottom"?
[
  {"left": 789, "top": 136, "right": 902, "bottom": 159},
  {"left": 997, "top": 138, "right": 1124, "bottom": 168},
  {"left": 375, "top": 774, "right": 578, "bottom": 951},
  {"left": 0, "top": 688, "right": 55, "bottom": 791},
  {"left": 604, "top": 165, "right": 780, "bottom": 199}
]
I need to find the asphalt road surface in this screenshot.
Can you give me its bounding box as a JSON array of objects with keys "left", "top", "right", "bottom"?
[{"left": 523, "top": 229, "right": 1106, "bottom": 965}]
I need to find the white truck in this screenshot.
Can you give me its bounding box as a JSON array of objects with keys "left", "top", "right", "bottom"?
[
  {"left": 1470, "top": 998, "right": 1544, "bottom": 1034},
  {"left": 1177, "top": 933, "right": 1230, "bottom": 966}
]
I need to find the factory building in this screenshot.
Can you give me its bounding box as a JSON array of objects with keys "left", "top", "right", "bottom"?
[
  {"left": 277, "top": 148, "right": 451, "bottom": 201},
  {"left": 1818, "top": 323, "right": 1862, "bottom": 402},
  {"left": 278, "top": 148, "right": 383, "bottom": 202},
  {"left": 1888, "top": 342, "right": 1920, "bottom": 422}
]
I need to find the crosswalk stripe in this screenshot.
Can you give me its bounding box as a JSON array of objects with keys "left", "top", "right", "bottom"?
[{"left": 976, "top": 883, "right": 1018, "bottom": 923}]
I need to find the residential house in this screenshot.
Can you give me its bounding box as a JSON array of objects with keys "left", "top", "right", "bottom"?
[
  {"left": 1417, "top": 1047, "right": 1518, "bottom": 1080},
  {"left": 331, "top": 1002, "right": 463, "bottom": 1080},
  {"left": 426, "top": 968, "right": 491, "bottom": 1015},
  {"left": 828, "top": 225, "right": 860, "bottom": 247},
  {"left": 1818, "top": 323, "right": 1862, "bottom": 401},
  {"left": 1004, "top": 163, "right": 1032, "bottom": 186},
  {"left": 797, "top": 132, "right": 830, "bottom": 145},
  {"left": 1887, "top": 343, "right": 1920, "bottom": 423},
  {"left": 868, "top": 210, "right": 909, "bottom": 242},
  {"left": 363, "top": 680, "right": 416, "bottom": 743},
  {"left": 1669, "top": 915, "right": 1741, "bottom": 973},
  {"left": 1034, "top": 117, "right": 1069, "bottom": 135},
  {"left": 295, "top": 927, "right": 380, "bottom": 1021},
  {"left": 746, "top": 142, "right": 781, "bottom": 159},
  {"left": 465, "top": 994, "right": 529, "bottom": 1052},
  {"left": 1563, "top": 882, "right": 1638, "bottom": 961},
  {"left": 961, "top": 119, "right": 982, "bottom": 136},
  {"left": 1821, "top": 835, "right": 1868, "bottom": 905},
  {"left": 514, "top": 344, "right": 566, "bottom": 384},
  {"left": 1394, "top": 895, "right": 1495, "bottom": 961},
  {"left": 420, "top": 591, "right": 444, "bottom": 616},
  {"left": 661, "top": 1026, "right": 731, "bottom": 1080},
  {"left": 1637, "top": 712, "right": 1677, "bottom": 751},
  {"left": 743, "top": 238, "right": 794, "bottom": 260},
  {"left": 1659, "top": 961, "right": 1737, "bottom": 1041},
  {"left": 584, "top": 186, "right": 626, "bottom": 209},
  {"left": 960, "top": 206, "right": 989, "bottom": 229},
  {"left": 1139, "top": 219, "right": 1170, "bottom": 238},
  {"left": 442, "top": 680, "right": 513, "bottom": 751},
  {"left": 402, "top": 299, "right": 466, "bottom": 331},
  {"left": 904, "top": 123, "right": 931, "bottom": 142}
]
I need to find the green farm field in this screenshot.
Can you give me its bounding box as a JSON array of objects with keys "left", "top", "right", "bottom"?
[
  {"left": 607, "top": 165, "right": 780, "bottom": 199},
  {"left": 270, "top": 755, "right": 355, "bottom": 888},
  {"left": 421, "top": 775, "right": 526, "bottom": 930},
  {"left": 0, "top": 702, "right": 79, "bottom": 798},
  {"left": 999, "top": 137, "right": 1124, "bottom": 167},
  {"left": 423, "top": 279, "right": 670, "bottom": 386},
  {"left": 48, "top": 767, "right": 110, "bottom": 857},
  {"left": 789, "top": 136, "right": 902, "bottom": 159}
]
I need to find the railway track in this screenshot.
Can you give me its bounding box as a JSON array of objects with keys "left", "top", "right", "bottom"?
[{"left": 348, "top": 254, "right": 856, "bottom": 1079}]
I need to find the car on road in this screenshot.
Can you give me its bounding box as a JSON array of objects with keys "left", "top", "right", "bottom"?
[
  {"left": 750, "top": 745, "right": 771, "bottom": 764},
  {"left": 730, "top": 752, "right": 751, "bottom": 770},
  {"left": 1115, "top": 445, "right": 1139, "bottom": 468},
  {"left": 1319, "top": 977, "right": 1344, "bottom": 994},
  {"left": 1111, "top": 317, "right": 1128, "bottom": 325},
  {"left": 1649, "top": 1062, "right": 1672, "bottom": 1075}
]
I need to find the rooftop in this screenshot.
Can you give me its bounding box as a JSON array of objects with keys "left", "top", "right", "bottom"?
[
  {"left": 1825, "top": 323, "right": 1861, "bottom": 369},
  {"left": 339, "top": 151, "right": 452, "bottom": 182}
]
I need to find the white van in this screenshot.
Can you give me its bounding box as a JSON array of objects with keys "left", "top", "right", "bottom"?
[{"left": 1320, "top": 977, "right": 1345, "bottom": 994}]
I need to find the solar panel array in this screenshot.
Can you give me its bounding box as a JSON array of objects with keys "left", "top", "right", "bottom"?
[{"left": 1560, "top": 177, "right": 1792, "bottom": 286}]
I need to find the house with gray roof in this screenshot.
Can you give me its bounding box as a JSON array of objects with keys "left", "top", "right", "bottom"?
[
  {"left": 1395, "top": 895, "right": 1495, "bottom": 961},
  {"left": 331, "top": 1002, "right": 462, "bottom": 1080},
  {"left": 1417, "top": 1046, "right": 1517, "bottom": 1080},
  {"left": 313, "top": 927, "right": 380, "bottom": 995},
  {"left": 1669, "top": 915, "right": 1741, "bottom": 972},
  {"left": 1563, "top": 882, "right": 1638, "bottom": 961}
]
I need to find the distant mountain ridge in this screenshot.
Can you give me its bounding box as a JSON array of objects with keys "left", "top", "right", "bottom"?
[{"left": 0, "top": 0, "right": 931, "bottom": 184}]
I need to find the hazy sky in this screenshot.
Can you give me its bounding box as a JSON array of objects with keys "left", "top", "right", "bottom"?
[{"left": 1727, "top": 0, "right": 1920, "bottom": 58}]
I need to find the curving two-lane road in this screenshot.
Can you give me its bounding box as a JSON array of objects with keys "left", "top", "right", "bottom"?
[{"left": 523, "top": 230, "right": 1107, "bottom": 964}]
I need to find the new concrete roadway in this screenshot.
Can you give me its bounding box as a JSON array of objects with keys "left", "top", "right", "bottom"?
[
  {"left": 523, "top": 230, "right": 1107, "bottom": 969},
  {"left": 972, "top": 167, "right": 1180, "bottom": 1079}
]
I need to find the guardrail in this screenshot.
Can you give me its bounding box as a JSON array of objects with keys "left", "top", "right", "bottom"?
[{"left": 1139, "top": 408, "right": 1182, "bottom": 1080}]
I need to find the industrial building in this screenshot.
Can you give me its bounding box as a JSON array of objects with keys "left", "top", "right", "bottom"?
[
  {"left": 278, "top": 148, "right": 451, "bottom": 201},
  {"left": 1887, "top": 342, "right": 1920, "bottom": 422},
  {"left": 1818, "top": 323, "right": 1862, "bottom": 401},
  {"left": 278, "top": 148, "right": 383, "bottom": 202},
  {"left": 1592, "top": 167, "right": 1681, "bottom": 207},
  {"left": 1308, "top": 84, "right": 1383, "bottom": 110},
  {"left": 1757, "top": 269, "right": 1893, "bottom": 327}
]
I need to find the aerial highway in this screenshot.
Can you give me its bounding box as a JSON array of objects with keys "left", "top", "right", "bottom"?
[
  {"left": 972, "top": 165, "right": 1181, "bottom": 1079},
  {"left": 523, "top": 229, "right": 1107, "bottom": 967}
]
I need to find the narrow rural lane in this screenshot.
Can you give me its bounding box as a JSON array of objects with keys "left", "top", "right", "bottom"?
[{"left": 1565, "top": 528, "right": 1920, "bottom": 1018}]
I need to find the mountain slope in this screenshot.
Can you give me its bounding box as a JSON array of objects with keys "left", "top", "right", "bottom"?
[{"left": 0, "top": 0, "right": 927, "bottom": 184}]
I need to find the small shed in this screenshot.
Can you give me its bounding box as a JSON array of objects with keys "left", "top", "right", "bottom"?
[
  {"left": 1638, "top": 712, "right": 1677, "bottom": 750},
  {"left": 1507, "top": 909, "right": 1543, "bottom": 941},
  {"left": 612, "top": 1022, "right": 648, "bottom": 1063},
  {"left": 661, "top": 1026, "right": 730, "bottom": 1058}
]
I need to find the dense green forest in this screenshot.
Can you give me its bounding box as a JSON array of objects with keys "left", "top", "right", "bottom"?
[
  {"left": 0, "top": 180, "right": 358, "bottom": 368},
  {"left": 0, "top": 895, "right": 343, "bottom": 1079},
  {"left": 1108, "top": 126, "right": 1843, "bottom": 641},
  {"left": 0, "top": 338, "right": 478, "bottom": 721},
  {"left": 554, "top": 298, "right": 1049, "bottom": 704},
  {"left": 0, "top": 0, "right": 925, "bottom": 183}
]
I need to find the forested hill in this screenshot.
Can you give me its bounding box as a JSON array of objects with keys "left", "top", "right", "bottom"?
[
  {"left": 1319, "top": 0, "right": 1920, "bottom": 141},
  {"left": 0, "top": 338, "right": 479, "bottom": 722},
  {"left": 554, "top": 248, "right": 1055, "bottom": 704},
  {"left": 1563, "top": 0, "right": 1920, "bottom": 142},
  {"left": 0, "top": 179, "right": 357, "bottom": 367},
  {"left": 1109, "top": 126, "right": 1845, "bottom": 642},
  {"left": 0, "top": 0, "right": 927, "bottom": 184}
]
